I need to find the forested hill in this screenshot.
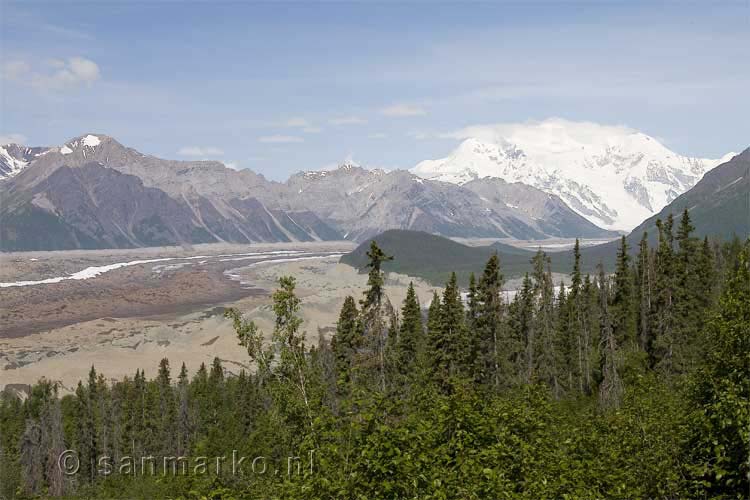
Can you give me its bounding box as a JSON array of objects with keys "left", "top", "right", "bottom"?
[
  {"left": 339, "top": 229, "right": 619, "bottom": 285},
  {"left": 339, "top": 229, "right": 567, "bottom": 284}
]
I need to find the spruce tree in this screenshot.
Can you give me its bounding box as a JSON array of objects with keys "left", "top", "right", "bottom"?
[
  {"left": 555, "top": 280, "right": 570, "bottom": 393},
  {"left": 359, "top": 241, "right": 394, "bottom": 391},
  {"left": 331, "top": 295, "right": 359, "bottom": 388},
  {"left": 156, "top": 358, "right": 176, "bottom": 456},
  {"left": 531, "top": 250, "right": 560, "bottom": 396},
  {"left": 674, "top": 209, "right": 703, "bottom": 371},
  {"left": 177, "top": 363, "right": 190, "bottom": 455},
  {"left": 429, "top": 273, "right": 468, "bottom": 390},
  {"left": 475, "top": 255, "right": 507, "bottom": 390},
  {"left": 697, "top": 236, "right": 716, "bottom": 309},
  {"left": 397, "top": 282, "right": 423, "bottom": 378},
  {"left": 581, "top": 274, "right": 598, "bottom": 394},
  {"left": 466, "top": 272, "right": 479, "bottom": 330},
  {"left": 652, "top": 217, "right": 677, "bottom": 372},
  {"left": 597, "top": 264, "right": 623, "bottom": 411},
  {"left": 510, "top": 273, "right": 535, "bottom": 385},
  {"left": 634, "top": 231, "right": 653, "bottom": 352},
  {"left": 567, "top": 239, "right": 586, "bottom": 394},
  {"left": 361, "top": 241, "right": 393, "bottom": 310},
  {"left": 611, "top": 236, "right": 636, "bottom": 348}
]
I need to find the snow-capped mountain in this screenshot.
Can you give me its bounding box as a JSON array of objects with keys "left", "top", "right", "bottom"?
[
  {"left": 412, "top": 119, "right": 735, "bottom": 231},
  {"left": 0, "top": 144, "right": 52, "bottom": 179},
  {"left": 1, "top": 134, "right": 111, "bottom": 181}
]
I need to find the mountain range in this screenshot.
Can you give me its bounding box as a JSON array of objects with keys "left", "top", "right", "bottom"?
[
  {"left": 0, "top": 133, "right": 616, "bottom": 251},
  {"left": 412, "top": 119, "right": 734, "bottom": 231},
  {"left": 1, "top": 126, "right": 741, "bottom": 252}
]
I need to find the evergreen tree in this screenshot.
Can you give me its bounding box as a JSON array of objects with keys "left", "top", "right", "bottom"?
[
  {"left": 429, "top": 272, "right": 468, "bottom": 390},
  {"left": 531, "top": 250, "right": 560, "bottom": 396},
  {"left": 359, "top": 241, "right": 394, "bottom": 391},
  {"left": 424, "top": 290, "right": 442, "bottom": 383},
  {"left": 426, "top": 290, "right": 442, "bottom": 339},
  {"left": 581, "top": 274, "right": 599, "bottom": 393},
  {"left": 555, "top": 280, "right": 570, "bottom": 393},
  {"left": 397, "top": 282, "right": 423, "bottom": 378},
  {"left": 466, "top": 272, "right": 479, "bottom": 330},
  {"left": 652, "top": 216, "right": 677, "bottom": 372},
  {"left": 597, "top": 264, "right": 623, "bottom": 410},
  {"left": 697, "top": 236, "right": 716, "bottom": 309},
  {"left": 566, "top": 239, "right": 586, "bottom": 394},
  {"left": 673, "top": 209, "right": 703, "bottom": 371},
  {"left": 509, "top": 273, "right": 535, "bottom": 385},
  {"left": 361, "top": 241, "right": 393, "bottom": 310},
  {"left": 611, "top": 236, "right": 636, "bottom": 348},
  {"left": 176, "top": 362, "right": 191, "bottom": 455},
  {"left": 331, "top": 295, "right": 359, "bottom": 388},
  {"left": 474, "top": 255, "right": 508, "bottom": 390},
  {"left": 634, "top": 232, "right": 653, "bottom": 352},
  {"left": 156, "top": 358, "right": 176, "bottom": 456}
]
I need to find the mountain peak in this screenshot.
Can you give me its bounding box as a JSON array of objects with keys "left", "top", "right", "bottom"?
[
  {"left": 60, "top": 133, "right": 110, "bottom": 154},
  {"left": 412, "top": 120, "right": 734, "bottom": 231}
]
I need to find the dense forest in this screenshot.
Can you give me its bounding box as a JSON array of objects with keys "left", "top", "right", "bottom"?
[{"left": 1, "top": 210, "right": 748, "bottom": 499}]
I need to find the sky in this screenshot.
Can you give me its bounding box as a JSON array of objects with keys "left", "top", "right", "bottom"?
[{"left": 1, "top": 1, "right": 748, "bottom": 181}]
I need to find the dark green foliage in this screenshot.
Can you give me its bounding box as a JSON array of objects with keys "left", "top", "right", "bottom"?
[
  {"left": 361, "top": 240, "right": 393, "bottom": 310},
  {"left": 428, "top": 272, "right": 470, "bottom": 390},
  {"left": 473, "top": 255, "right": 509, "bottom": 390},
  {"left": 396, "top": 282, "right": 423, "bottom": 378},
  {"left": 686, "top": 242, "right": 750, "bottom": 497},
  {"left": 611, "top": 236, "right": 636, "bottom": 347},
  {"left": 330, "top": 295, "right": 359, "bottom": 388},
  {"left": 340, "top": 229, "right": 597, "bottom": 285}
]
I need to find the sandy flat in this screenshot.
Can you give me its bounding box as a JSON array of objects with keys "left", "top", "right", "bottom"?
[{"left": 0, "top": 248, "right": 437, "bottom": 392}]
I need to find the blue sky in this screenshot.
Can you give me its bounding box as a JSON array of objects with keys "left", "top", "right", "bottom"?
[{"left": 2, "top": 1, "right": 748, "bottom": 180}]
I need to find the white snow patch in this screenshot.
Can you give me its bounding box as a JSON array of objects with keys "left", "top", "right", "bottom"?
[
  {"left": 82, "top": 135, "right": 101, "bottom": 147},
  {"left": 60, "top": 145, "right": 73, "bottom": 155},
  {"left": 0, "top": 258, "right": 172, "bottom": 288},
  {"left": 0, "top": 146, "right": 29, "bottom": 177}
]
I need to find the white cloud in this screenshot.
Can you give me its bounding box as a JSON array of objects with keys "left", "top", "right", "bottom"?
[
  {"left": 2, "top": 61, "right": 31, "bottom": 81},
  {"left": 380, "top": 104, "right": 427, "bottom": 117},
  {"left": 329, "top": 116, "right": 367, "bottom": 125},
  {"left": 283, "top": 117, "right": 310, "bottom": 128},
  {"left": 177, "top": 146, "right": 224, "bottom": 156},
  {"left": 37, "top": 57, "right": 100, "bottom": 90},
  {"left": 408, "top": 131, "right": 432, "bottom": 140},
  {"left": 275, "top": 118, "right": 321, "bottom": 133},
  {"left": 258, "top": 135, "right": 304, "bottom": 144},
  {"left": 3, "top": 57, "right": 101, "bottom": 91},
  {"left": 369, "top": 133, "right": 388, "bottom": 139},
  {"left": 441, "top": 118, "right": 636, "bottom": 148},
  {"left": 0, "top": 133, "right": 27, "bottom": 145}
]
